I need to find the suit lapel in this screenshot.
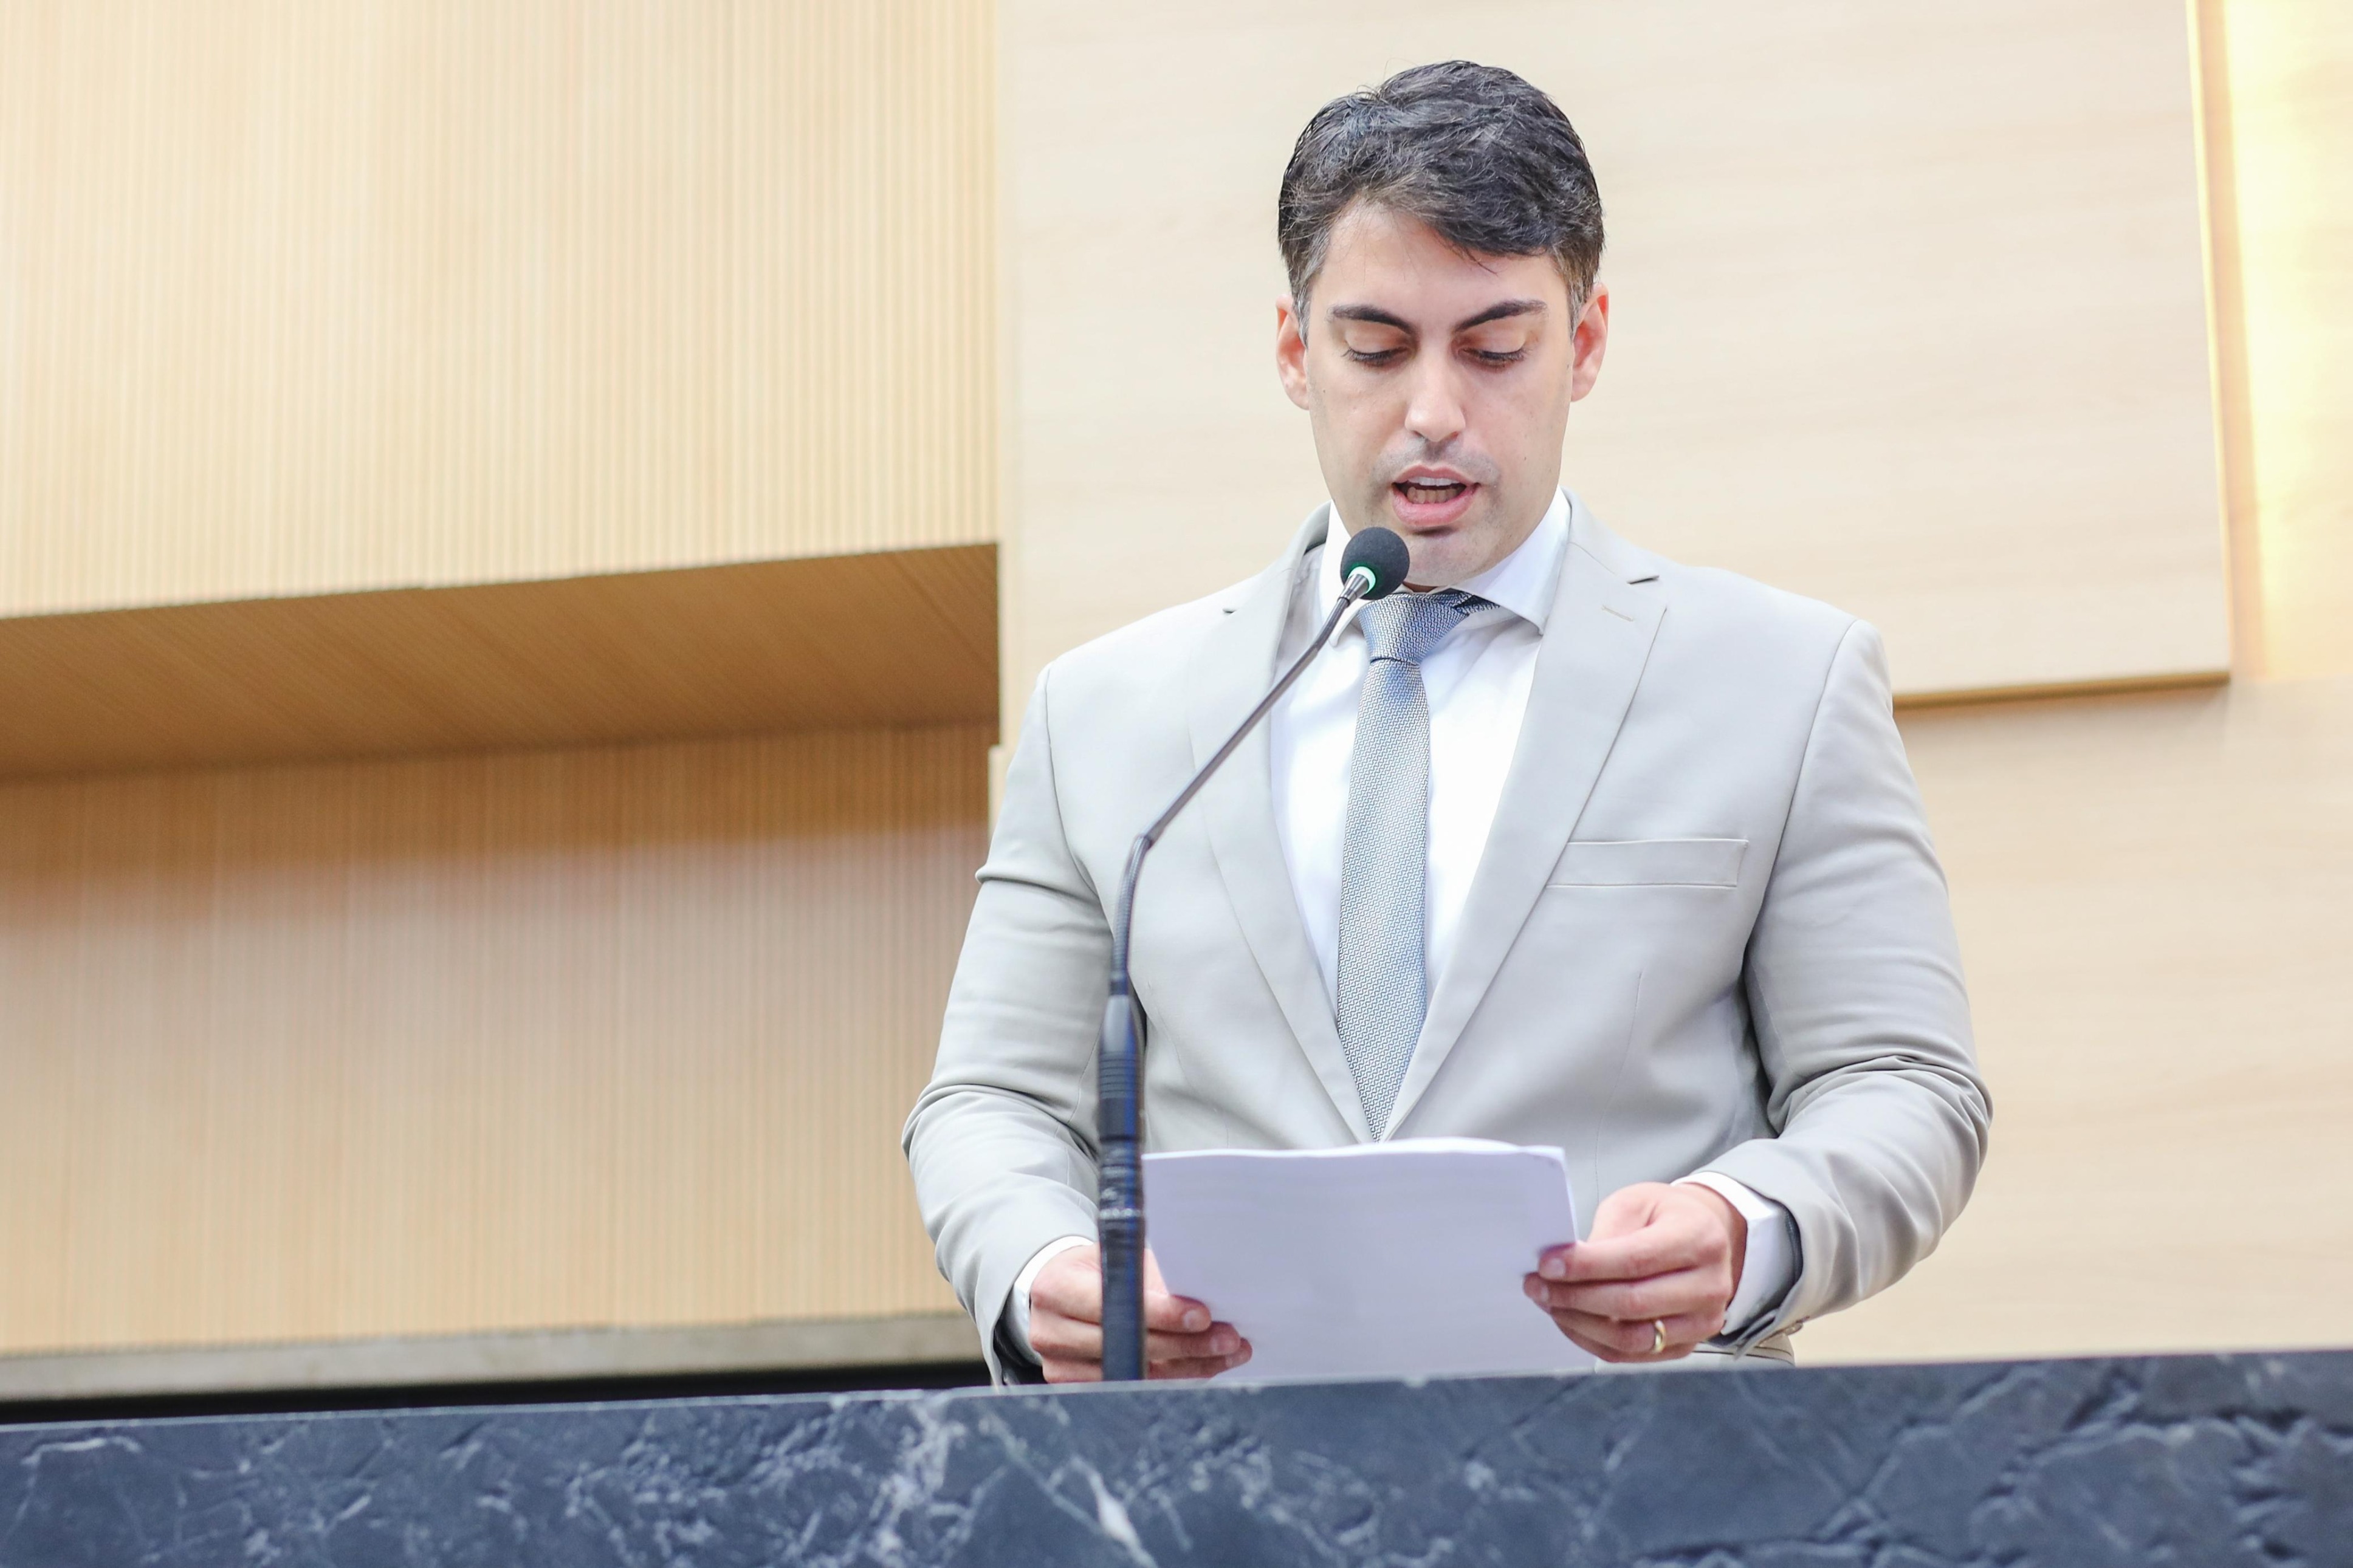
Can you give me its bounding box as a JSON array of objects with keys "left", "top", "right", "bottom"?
[
  {"left": 1384, "top": 504, "right": 1666, "bottom": 1136},
  {"left": 1186, "top": 507, "right": 1374, "bottom": 1140}
]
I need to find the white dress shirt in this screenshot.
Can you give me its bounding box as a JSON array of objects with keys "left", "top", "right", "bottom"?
[{"left": 1009, "top": 491, "right": 1796, "bottom": 1359}]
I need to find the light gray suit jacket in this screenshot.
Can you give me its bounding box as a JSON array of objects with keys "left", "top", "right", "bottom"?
[{"left": 905, "top": 498, "right": 1988, "bottom": 1380}]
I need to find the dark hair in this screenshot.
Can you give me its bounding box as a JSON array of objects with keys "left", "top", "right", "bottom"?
[{"left": 1277, "top": 61, "right": 1604, "bottom": 317}]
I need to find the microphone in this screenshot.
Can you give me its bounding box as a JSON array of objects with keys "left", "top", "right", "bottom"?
[{"left": 1095, "top": 524, "right": 1412, "bottom": 1381}]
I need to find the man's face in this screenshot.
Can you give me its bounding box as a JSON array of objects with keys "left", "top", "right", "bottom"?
[{"left": 1276, "top": 202, "right": 1609, "bottom": 587}]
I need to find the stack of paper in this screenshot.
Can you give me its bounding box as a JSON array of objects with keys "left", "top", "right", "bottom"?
[{"left": 1144, "top": 1138, "right": 1596, "bottom": 1381}]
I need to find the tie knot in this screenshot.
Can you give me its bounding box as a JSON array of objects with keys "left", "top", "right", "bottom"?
[{"left": 1358, "top": 590, "right": 1485, "bottom": 666}]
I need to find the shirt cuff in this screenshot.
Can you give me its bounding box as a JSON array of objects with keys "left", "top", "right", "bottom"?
[
  {"left": 1678, "top": 1172, "right": 1798, "bottom": 1337},
  {"left": 1005, "top": 1234, "right": 1093, "bottom": 1361}
]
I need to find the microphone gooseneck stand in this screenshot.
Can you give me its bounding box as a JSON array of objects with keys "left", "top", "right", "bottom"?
[{"left": 1096, "top": 527, "right": 1410, "bottom": 1381}]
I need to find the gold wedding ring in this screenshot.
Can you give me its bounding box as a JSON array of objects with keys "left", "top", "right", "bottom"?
[{"left": 1651, "top": 1319, "right": 1667, "bottom": 1356}]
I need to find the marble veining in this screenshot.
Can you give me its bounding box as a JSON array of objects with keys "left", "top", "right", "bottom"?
[{"left": 2, "top": 1351, "right": 2349, "bottom": 1566}]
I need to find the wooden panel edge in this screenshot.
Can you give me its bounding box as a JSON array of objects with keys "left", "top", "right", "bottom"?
[
  {"left": 0, "top": 544, "right": 1000, "bottom": 781},
  {"left": 1894, "top": 669, "right": 2231, "bottom": 713},
  {"left": 0, "top": 1314, "right": 982, "bottom": 1403}
]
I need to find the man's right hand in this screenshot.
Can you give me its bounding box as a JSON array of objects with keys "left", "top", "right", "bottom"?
[{"left": 1028, "top": 1244, "right": 1252, "bottom": 1383}]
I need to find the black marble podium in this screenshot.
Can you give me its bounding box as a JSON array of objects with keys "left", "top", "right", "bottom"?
[{"left": 2, "top": 1350, "right": 2348, "bottom": 1565}]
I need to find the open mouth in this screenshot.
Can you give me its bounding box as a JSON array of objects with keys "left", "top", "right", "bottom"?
[{"left": 1389, "top": 476, "right": 1480, "bottom": 526}]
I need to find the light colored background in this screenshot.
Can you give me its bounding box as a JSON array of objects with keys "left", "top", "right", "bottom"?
[
  {"left": 0, "top": 0, "right": 997, "bottom": 1360},
  {"left": 1000, "top": 0, "right": 2227, "bottom": 708},
  {"left": 1809, "top": 0, "right": 2353, "bottom": 1362},
  {"left": 0, "top": 0, "right": 2346, "bottom": 1372},
  {"left": 0, "top": 727, "right": 987, "bottom": 1351},
  {"left": 0, "top": 0, "right": 995, "bottom": 612}
]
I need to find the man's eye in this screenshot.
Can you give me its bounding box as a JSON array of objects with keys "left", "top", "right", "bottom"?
[
  {"left": 1470, "top": 346, "right": 1529, "bottom": 366},
  {"left": 1342, "top": 344, "right": 1406, "bottom": 365}
]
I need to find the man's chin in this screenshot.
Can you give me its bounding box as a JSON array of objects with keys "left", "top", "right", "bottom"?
[
  {"left": 1379, "top": 513, "right": 1494, "bottom": 588},
  {"left": 1396, "top": 538, "right": 1487, "bottom": 589}
]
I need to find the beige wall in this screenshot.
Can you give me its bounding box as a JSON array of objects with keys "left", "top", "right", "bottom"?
[
  {"left": 1806, "top": 0, "right": 2353, "bottom": 1363},
  {"left": 1810, "top": 678, "right": 2353, "bottom": 1361},
  {"left": 0, "top": 0, "right": 997, "bottom": 614},
  {"left": 0, "top": 727, "right": 982, "bottom": 1355},
  {"left": 999, "top": 0, "right": 2227, "bottom": 711}
]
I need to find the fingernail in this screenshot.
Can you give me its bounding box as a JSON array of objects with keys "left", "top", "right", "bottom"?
[
  {"left": 1183, "top": 1309, "right": 1207, "bottom": 1331},
  {"left": 1211, "top": 1328, "right": 1237, "bottom": 1354},
  {"left": 1541, "top": 1257, "right": 1567, "bottom": 1280},
  {"left": 1230, "top": 1344, "right": 1251, "bottom": 1365}
]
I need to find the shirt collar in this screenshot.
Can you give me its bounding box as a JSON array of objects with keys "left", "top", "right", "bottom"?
[{"left": 1315, "top": 488, "right": 1570, "bottom": 632}]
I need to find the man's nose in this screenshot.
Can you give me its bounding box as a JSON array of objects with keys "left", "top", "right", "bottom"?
[{"left": 1401, "top": 361, "right": 1468, "bottom": 448}]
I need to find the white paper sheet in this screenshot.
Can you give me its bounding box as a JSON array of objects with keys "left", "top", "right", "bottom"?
[{"left": 1144, "top": 1138, "right": 1596, "bottom": 1381}]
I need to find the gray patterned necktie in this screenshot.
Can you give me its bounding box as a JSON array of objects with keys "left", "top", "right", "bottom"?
[{"left": 1336, "top": 588, "right": 1487, "bottom": 1137}]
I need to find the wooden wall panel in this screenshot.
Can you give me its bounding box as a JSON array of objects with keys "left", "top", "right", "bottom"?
[
  {"left": 1001, "top": 0, "right": 2224, "bottom": 710},
  {"left": 1804, "top": 0, "right": 2353, "bottom": 1364},
  {"left": 0, "top": 0, "right": 995, "bottom": 615},
  {"left": 1804, "top": 677, "right": 2353, "bottom": 1362},
  {"left": 0, "top": 544, "right": 997, "bottom": 779},
  {"left": 0, "top": 724, "right": 988, "bottom": 1355}
]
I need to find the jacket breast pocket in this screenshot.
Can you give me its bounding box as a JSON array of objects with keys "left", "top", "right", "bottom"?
[{"left": 1547, "top": 837, "right": 1748, "bottom": 889}]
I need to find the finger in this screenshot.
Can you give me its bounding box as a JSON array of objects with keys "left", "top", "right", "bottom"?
[
  {"left": 1556, "top": 1325, "right": 1671, "bottom": 1365},
  {"left": 1527, "top": 1267, "right": 1727, "bottom": 1323},
  {"left": 1138, "top": 1251, "right": 1209, "bottom": 1333},
  {"left": 1042, "top": 1355, "right": 1101, "bottom": 1384},
  {"left": 1534, "top": 1301, "right": 1659, "bottom": 1364},
  {"left": 1144, "top": 1289, "right": 1214, "bottom": 1335},
  {"left": 1146, "top": 1323, "right": 1242, "bottom": 1364},
  {"left": 1029, "top": 1310, "right": 1101, "bottom": 1364},
  {"left": 1064, "top": 1248, "right": 1212, "bottom": 1333},
  {"left": 1534, "top": 1279, "right": 1726, "bottom": 1346},
  {"left": 1551, "top": 1278, "right": 1726, "bottom": 1324},
  {"left": 1149, "top": 1343, "right": 1252, "bottom": 1381},
  {"left": 1142, "top": 1249, "right": 1209, "bottom": 1331},
  {"left": 1138, "top": 1248, "right": 1221, "bottom": 1335},
  {"left": 1545, "top": 1304, "right": 1722, "bottom": 1358},
  {"left": 1544, "top": 1212, "right": 1717, "bottom": 1284},
  {"left": 1038, "top": 1312, "right": 1240, "bottom": 1366},
  {"left": 1555, "top": 1316, "right": 1678, "bottom": 1363},
  {"left": 1543, "top": 1302, "right": 1654, "bottom": 1358}
]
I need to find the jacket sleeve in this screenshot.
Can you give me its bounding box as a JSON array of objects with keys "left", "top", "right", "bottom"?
[
  {"left": 1702, "top": 619, "right": 1991, "bottom": 1346},
  {"left": 902, "top": 666, "right": 1110, "bottom": 1381}
]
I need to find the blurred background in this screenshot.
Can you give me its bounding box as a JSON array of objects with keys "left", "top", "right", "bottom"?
[{"left": 0, "top": 0, "right": 2344, "bottom": 1409}]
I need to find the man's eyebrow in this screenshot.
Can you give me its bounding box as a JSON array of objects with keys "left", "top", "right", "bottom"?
[
  {"left": 1326, "top": 304, "right": 1413, "bottom": 330},
  {"left": 1322, "top": 300, "right": 1548, "bottom": 334},
  {"left": 1454, "top": 299, "right": 1546, "bottom": 330}
]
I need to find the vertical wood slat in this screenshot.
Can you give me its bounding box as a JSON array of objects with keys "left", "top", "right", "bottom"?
[
  {"left": 0, "top": 0, "right": 997, "bottom": 616},
  {"left": 0, "top": 725, "right": 988, "bottom": 1355}
]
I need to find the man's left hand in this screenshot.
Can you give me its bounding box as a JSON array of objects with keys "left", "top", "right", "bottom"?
[{"left": 1522, "top": 1182, "right": 1747, "bottom": 1361}]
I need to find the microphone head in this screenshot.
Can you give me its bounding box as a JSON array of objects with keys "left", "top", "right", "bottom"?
[{"left": 1339, "top": 526, "right": 1412, "bottom": 601}]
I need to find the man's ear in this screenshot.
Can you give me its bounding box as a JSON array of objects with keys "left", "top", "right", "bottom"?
[
  {"left": 1569, "top": 281, "right": 1610, "bottom": 403},
  {"left": 1274, "top": 296, "right": 1311, "bottom": 410}
]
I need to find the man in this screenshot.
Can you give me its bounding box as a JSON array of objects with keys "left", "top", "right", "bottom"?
[{"left": 905, "top": 61, "right": 1987, "bottom": 1384}]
